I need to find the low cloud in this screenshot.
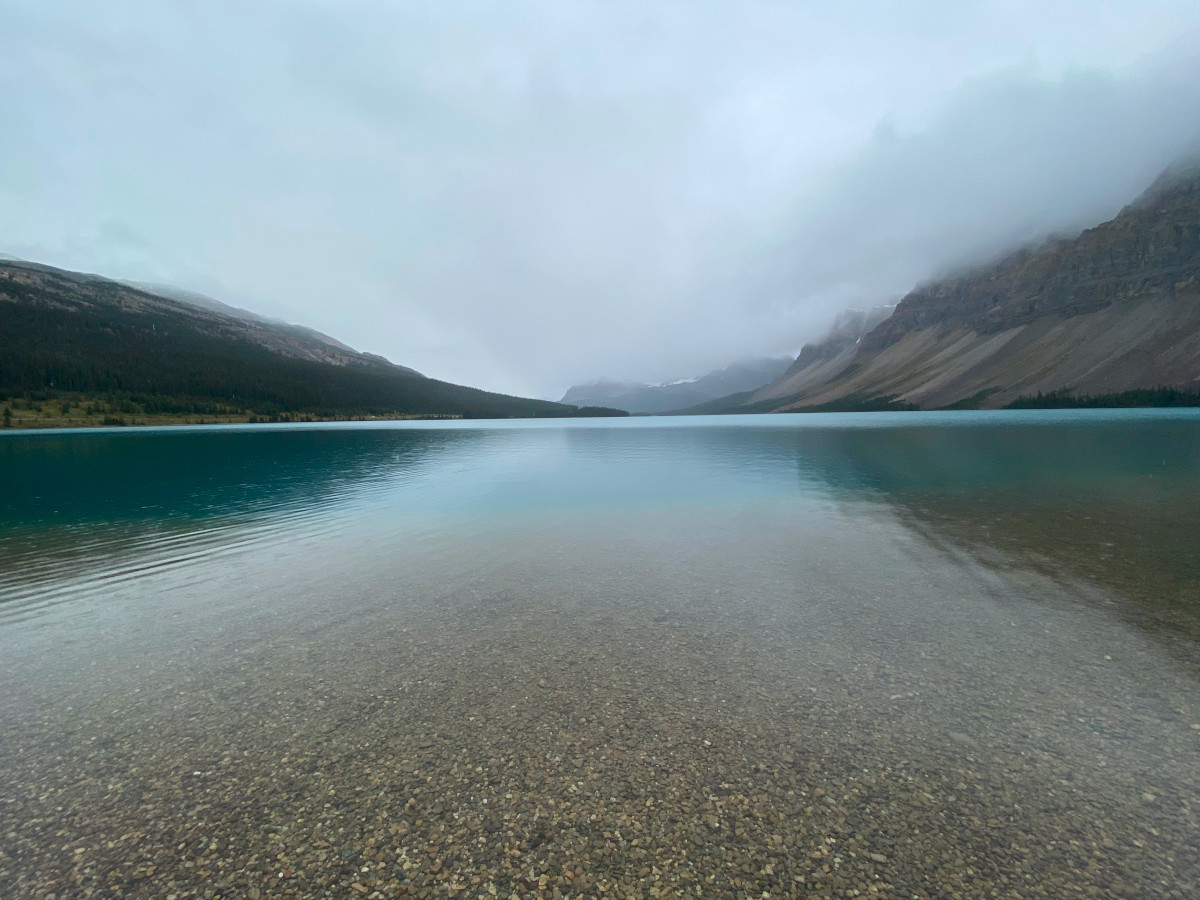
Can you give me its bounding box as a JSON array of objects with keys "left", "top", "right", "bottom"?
[
  {"left": 755, "top": 49, "right": 1200, "bottom": 338},
  {"left": 2, "top": 3, "right": 1198, "bottom": 396}
]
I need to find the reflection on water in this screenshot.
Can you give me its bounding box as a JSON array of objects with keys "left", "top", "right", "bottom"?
[
  {"left": 780, "top": 415, "right": 1200, "bottom": 646},
  {"left": 4, "top": 413, "right": 1198, "bottom": 633},
  {"left": 0, "top": 427, "right": 475, "bottom": 618},
  {"left": 1, "top": 411, "right": 1199, "bottom": 899}
]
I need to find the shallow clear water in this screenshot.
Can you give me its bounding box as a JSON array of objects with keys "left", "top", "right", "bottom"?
[{"left": 2, "top": 410, "right": 1199, "bottom": 899}]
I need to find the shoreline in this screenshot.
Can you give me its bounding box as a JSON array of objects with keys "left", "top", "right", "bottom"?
[
  {"left": 5, "top": 404, "right": 1200, "bottom": 432},
  {"left": 0, "top": 411, "right": 464, "bottom": 430}
]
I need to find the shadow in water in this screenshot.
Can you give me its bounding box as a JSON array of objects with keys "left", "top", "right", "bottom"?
[
  {"left": 0, "top": 425, "right": 486, "bottom": 610},
  {"left": 778, "top": 418, "right": 1200, "bottom": 645},
  {"left": 0, "top": 425, "right": 485, "bottom": 526}
]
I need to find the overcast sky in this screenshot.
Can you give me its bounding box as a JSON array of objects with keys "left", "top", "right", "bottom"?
[{"left": 3, "top": 2, "right": 1200, "bottom": 398}]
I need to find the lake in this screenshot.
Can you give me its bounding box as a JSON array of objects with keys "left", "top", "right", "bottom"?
[{"left": 2, "top": 410, "right": 1199, "bottom": 899}]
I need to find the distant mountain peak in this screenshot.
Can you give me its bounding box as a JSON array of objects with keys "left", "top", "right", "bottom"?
[{"left": 561, "top": 356, "right": 792, "bottom": 414}]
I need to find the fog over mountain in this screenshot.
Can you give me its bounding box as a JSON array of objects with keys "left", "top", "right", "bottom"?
[{"left": 2, "top": 2, "right": 1199, "bottom": 397}]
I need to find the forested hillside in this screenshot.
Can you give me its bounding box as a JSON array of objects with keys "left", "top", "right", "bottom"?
[{"left": 0, "top": 260, "right": 617, "bottom": 424}]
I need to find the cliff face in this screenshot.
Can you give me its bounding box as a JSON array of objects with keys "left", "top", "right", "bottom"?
[
  {"left": 780, "top": 307, "right": 895, "bottom": 376},
  {"left": 748, "top": 161, "right": 1200, "bottom": 411},
  {"left": 754, "top": 307, "right": 895, "bottom": 405}
]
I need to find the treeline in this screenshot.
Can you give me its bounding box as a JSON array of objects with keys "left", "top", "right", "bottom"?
[
  {"left": 2, "top": 392, "right": 246, "bottom": 416},
  {"left": 569, "top": 406, "right": 630, "bottom": 418},
  {"left": 0, "top": 290, "right": 622, "bottom": 420},
  {"left": 1007, "top": 387, "right": 1200, "bottom": 409}
]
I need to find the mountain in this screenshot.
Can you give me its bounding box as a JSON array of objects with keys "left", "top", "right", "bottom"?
[
  {"left": 124, "top": 280, "right": 426, "bottom": 376},
  {"left": 774, "top": 306, "right": 895, "bottom": 382},
  {"left": 561, "top": 357, "right": 793, "bottom": 414},
  {"left": 560, "top": 378, "right": 648, "bottom": 409},
  {"left": 0, "top": 259, "right": 611, "bottom": 422},
  {"left": 728, "top": 160, "right": 1200, "bottom": 412}
]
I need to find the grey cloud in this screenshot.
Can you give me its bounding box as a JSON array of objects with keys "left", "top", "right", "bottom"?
[
  {"left": 1, "top": 2, "right": 1199, "bottom": 396},
  {"left": 745, "top": 48, "right": 1200, "bottom": 351}
]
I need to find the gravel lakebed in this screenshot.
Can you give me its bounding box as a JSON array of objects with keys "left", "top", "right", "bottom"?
[{"left": 3, "top": 549, "right": 1199, "bottom": 900}]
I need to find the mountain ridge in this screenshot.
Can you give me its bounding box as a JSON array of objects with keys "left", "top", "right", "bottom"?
[
  {"left": 729, "top": 160, "right": 1200, "bottom": 412},
  {"left": 0, "top": 259, "right": 619, "bottom": 424},
  {"left": 121, "top": 279, "right": 428, "bottom": 375}
]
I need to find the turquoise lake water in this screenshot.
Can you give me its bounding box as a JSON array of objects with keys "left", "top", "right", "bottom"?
[{"left": 1, "top": 410, "right": 1198, "bottom": 899}]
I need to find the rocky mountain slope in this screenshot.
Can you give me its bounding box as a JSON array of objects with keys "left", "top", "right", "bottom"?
[
  {"left": 0, "top": 260, "right": 589, "bottom": 420},
  {"left": 561, "top": 357, "right": 792, "bottom": 414},
  {"left": 1, "top": 260, "right": 408, "bottom": 371},
  {"left": 740, "top": 161, "right": 1200, "bottom": 411},
  {"left": 773, "top": 306, "right": 894, "bottom": 383},
  {"left": 123, "top": 279, "right": 424, "bottom": 376}
]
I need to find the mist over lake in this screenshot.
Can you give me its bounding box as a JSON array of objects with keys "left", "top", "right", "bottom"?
[{"left": 2, "top": 411, "right": 1198, "bottom": 898}]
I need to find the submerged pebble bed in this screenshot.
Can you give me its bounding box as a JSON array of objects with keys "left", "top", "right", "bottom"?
[
  {"left": 2, "top": 569, "right": 1198, "bottom": 900},
  {"left": 3, "top": 414, "right": 1200, "bottom": 900}
]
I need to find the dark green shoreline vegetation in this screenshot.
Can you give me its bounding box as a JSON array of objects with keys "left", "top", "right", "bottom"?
[
  {"left": 937, "top": 388, "right": 1002, "bottom": 411},
  {"left": 1006, "top": 386, "right": 1200, "bottom": 409},
  {"left": 0, "top": 393, "right": 461, "bottom": 429},
  {"left": 0, "top": 394, "right": 627, "bottom": 429},
  {"left": 797, "top": 387, "right": 1200, "bottom": 413},
  {"left": 0, "top": 261, "right": 627, "bottom": 427}
]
